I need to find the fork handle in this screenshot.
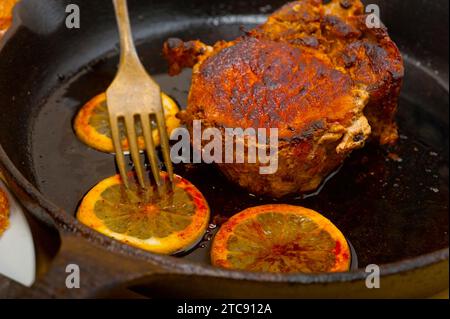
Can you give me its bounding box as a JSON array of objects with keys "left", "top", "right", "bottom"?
[{"left": 112, "top": 0, "right": 139, "bottom": 63}]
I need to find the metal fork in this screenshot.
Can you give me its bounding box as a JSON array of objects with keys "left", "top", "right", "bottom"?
[{"left": 107, "top": 0, "right": 173, "bottom": 190}]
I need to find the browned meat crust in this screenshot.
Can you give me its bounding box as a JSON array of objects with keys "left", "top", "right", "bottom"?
[
  {"left": 163, "top": 0, "right": 404, "bottom": 197},
  {"left": 253, "top": 0, "right": 403, "bottom": 144},
  {"left": 163, "top": 38, "right": 213, "bottom": 76}
]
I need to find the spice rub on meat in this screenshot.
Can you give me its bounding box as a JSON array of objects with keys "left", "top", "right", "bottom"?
[{"left": 163, "top": 0, "right": 404, "bottom": 197}]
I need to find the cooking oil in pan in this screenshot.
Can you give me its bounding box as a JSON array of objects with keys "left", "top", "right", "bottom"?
[{"left": 30, "top": 39, "right": 448, "bottom": 268}]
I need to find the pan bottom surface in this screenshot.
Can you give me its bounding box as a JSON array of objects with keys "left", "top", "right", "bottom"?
[{"left": 28, "top": 20, "right": 448, "bottom": 268}]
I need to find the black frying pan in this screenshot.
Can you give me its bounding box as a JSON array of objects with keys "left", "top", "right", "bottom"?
[{"left": 0, "top": 0, "right": 448, "bottom": 298}]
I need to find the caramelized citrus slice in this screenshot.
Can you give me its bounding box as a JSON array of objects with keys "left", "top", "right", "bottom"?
[
  {"left": 0, "top": 187, "right": 9, "bottom": 236},
  {"left": 77, "top": 172, "right": 210, "bottom": 255},
  {"left": 74, "top": 92, "right": 180, "bottom": 153},
  {"left": 0, "top": 0, "right": 18, "bottom": 31},
  {"left": 211, "top": 204, "right": 350, "bottom": 273}
]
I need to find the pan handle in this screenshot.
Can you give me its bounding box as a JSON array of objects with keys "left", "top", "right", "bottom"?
[
  {"left": 1, "top": 164, "right": 173, "bottom": 298},
  {"left": 3, "top": 230, "right": 170, "bottom": 298}
]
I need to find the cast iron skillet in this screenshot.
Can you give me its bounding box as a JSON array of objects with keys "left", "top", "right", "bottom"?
[{"left": 0, "top": 0, "right": 448, "bottom": 298}]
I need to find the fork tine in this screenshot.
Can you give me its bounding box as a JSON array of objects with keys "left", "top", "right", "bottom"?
[
  {"left": 140, "top": 113, "right": 162, "bottom": 187},
  {"left": 124, "top": 115, "right": 146, "bottom": 189},
  {"left": 109, "top": 115, "right": 129, "bottom": 188},
  {"left": 155, "top": 110, "right": 174, "bottom": 185}
]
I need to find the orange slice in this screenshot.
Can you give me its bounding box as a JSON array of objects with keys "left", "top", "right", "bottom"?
[
  {"left": 74, "top": 92, "right": 180, "bottom": 153},
  {"left": 77, "top": 172, "right": 210, "bottom": 255},
  {"left": 0, "top": 0, "right": 18, "bottom": 31},
  {"left": 0, "top": 187, "right": 9, "bottom": 236},
  {"left": 211, "top": 204, "right": 350, "bottom": 273}
]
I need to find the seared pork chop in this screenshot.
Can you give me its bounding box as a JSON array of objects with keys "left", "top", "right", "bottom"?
[{"left": 163, "top": 0, "right": 403, "bottom": 197}]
